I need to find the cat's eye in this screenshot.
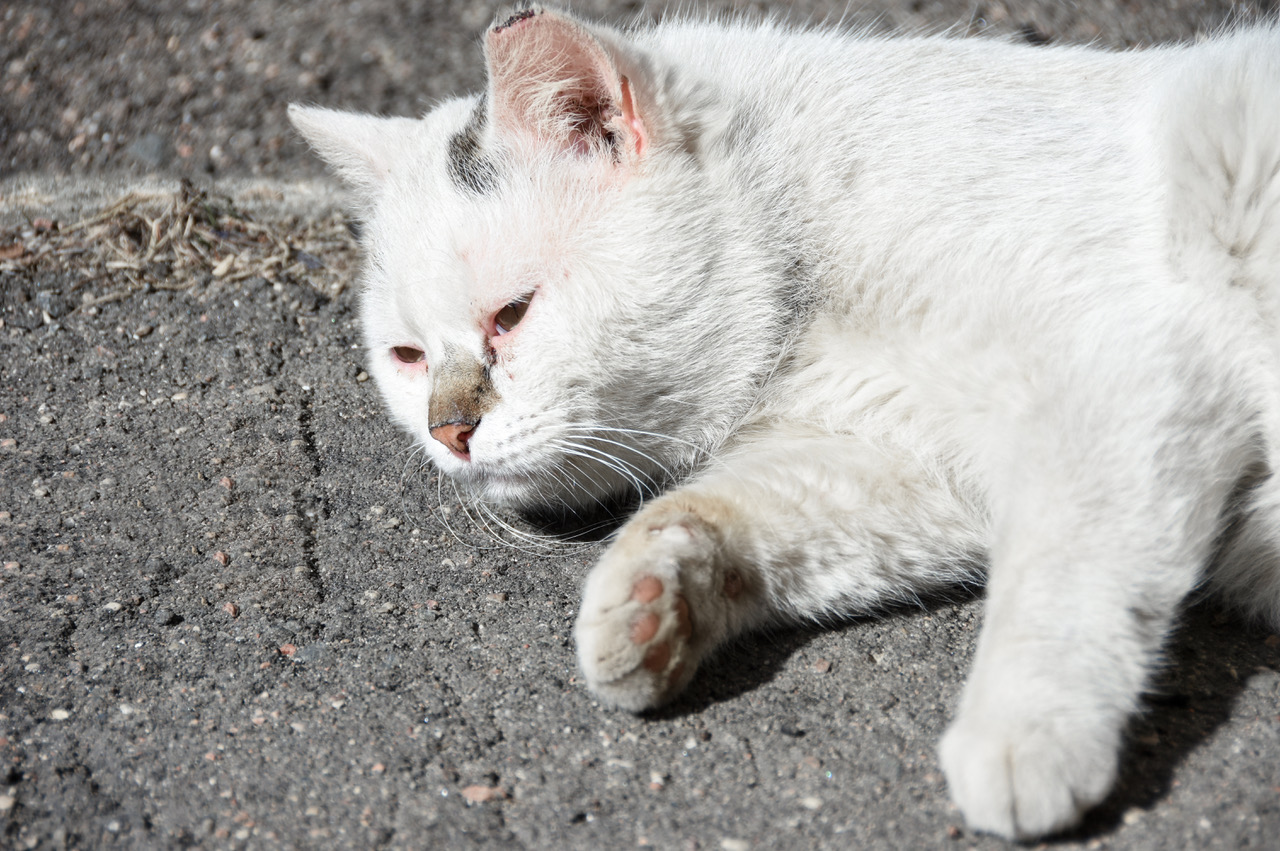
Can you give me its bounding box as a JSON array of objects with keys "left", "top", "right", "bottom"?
[
  {"left": 494, "top": 295, "right": 532, "bottom": 335},
  {"left": 392, "top": 345, "right": 425, "bottom": 365}
]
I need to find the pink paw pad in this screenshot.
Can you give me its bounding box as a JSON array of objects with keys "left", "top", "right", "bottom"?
[
  {"left": 626, "top": 575, "right": 693, "bottom": 678},
  {"left": 631, "top": 575, "right": 664, "bottom": 603}
]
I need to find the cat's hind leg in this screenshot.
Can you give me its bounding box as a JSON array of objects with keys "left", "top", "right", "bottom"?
[{"left": 575, "top": 431, "right": 986, "bottom": 711}]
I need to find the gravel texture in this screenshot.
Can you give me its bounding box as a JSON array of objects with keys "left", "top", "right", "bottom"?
[{"left": 2, "top": 1, "right": 1279, "bottom": 849}]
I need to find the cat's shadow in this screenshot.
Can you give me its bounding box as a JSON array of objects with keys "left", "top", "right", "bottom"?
[
  {"left": 517, "top": 500, "right": 635, "bottom": 542},
  {"left": 635, "top": 593, "right": 1278, "bottom": 839},
  {"left": 1066, "top": 601, "right": 1279, "bottom": 841},
  {"left": 649, "top": 622, "right": 832, "bottom": 716},
  {"left": 642, "top": 598, "right": 949, "bottom": 718}
]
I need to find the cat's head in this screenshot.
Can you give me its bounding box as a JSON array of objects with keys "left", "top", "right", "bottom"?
[{"left": 290, "top": 5, "right": 786, "bottom": 512}]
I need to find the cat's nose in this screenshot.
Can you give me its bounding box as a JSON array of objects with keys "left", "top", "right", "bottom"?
[{"left": 430, "top": 421, "right": 476, "bottom": 460}]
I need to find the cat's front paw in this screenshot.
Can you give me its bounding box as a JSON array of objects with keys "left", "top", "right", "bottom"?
[
  {"left": 938, "top": 708, "right": 1119, "bottom": 839},
  {"left": 575, "top": 517, "right": 719, "bottom": 711}
]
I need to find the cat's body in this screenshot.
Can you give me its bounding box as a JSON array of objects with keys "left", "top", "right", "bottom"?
[{"left": 290, "top": 6, "right": 1280, "bottom": 839}]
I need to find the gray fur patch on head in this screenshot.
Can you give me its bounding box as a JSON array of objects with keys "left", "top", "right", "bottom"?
[{"left": 447, "top": 96, "right": 497, "bottom": 194}]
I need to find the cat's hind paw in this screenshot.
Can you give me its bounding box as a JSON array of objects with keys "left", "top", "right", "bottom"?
[
  {"left": 575, "top": 522, "right": 710, "bottom": 711},
  {"left": 938, "top": 710, "right": 1118, "bottom": 840}
]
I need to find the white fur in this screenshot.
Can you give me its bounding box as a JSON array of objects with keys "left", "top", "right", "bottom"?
[{"left": 290, "top": 8, "right": 1280, "bottom": 840}]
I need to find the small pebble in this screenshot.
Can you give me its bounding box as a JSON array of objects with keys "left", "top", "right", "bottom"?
[
  {"left": 0, "top": 794, "right": 14, "bottom": 811},
  {"left": 720, "top": 840, "right": 749, "bottom": 851},
  {"left": 50, "top": 709, "right": 70, "bottom": 721},
  {"left": 154, "top": 608, "right": 181, "bottom": 626},
  {"left": 213, "top": 551, "right": 229, "bottom": 566},
  {"left": 134, "top": 324, "right": 154, "bottom": 338},
  {"left": 813, "top": 658, "right": 831, "bottom": 673},
  {"left": 222, "top": 602, "right": 240, "bottom": 617},
  {"left": 486, "top": 592, "right": 508, "bottom": 603},
  {"left": 292, "top": 643, "right": 330, "bottom": 664},
  {"left": 103, "top": 602, "right": 123, "bottom": 612},
  {"left": 356, "top": 371, "right": 369, "bottom": 383},
  {"left": 461, "top": 785, "right": 502, "bottom": 804},
  {"left": 799, "top": 796, "right": 822, "bottom": 810}
]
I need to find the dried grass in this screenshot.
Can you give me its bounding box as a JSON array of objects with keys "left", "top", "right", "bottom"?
[{"left": 0, "top": 180, "right": 356, "bottom": 310}]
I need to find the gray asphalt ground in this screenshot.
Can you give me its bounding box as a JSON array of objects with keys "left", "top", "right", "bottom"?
[{"left": 2, "top": 1, "right": 1278, "bottom": 849}]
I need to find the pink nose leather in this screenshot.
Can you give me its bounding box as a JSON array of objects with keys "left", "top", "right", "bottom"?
[{"left": 430, "top": 422, "right": 475, "bottom": 459}]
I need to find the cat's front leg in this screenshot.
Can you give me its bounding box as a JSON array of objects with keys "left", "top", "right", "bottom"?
[
  {"left": 575, "top": 434, "right": 984, "bottom": 711},
  {"left": 937, "top": 442, "right": 1235, "bottom": 839}
]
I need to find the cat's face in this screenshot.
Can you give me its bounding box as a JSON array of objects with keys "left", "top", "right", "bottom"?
[{"left": 290, "top": 6, "right": 783, "bottom": 511}]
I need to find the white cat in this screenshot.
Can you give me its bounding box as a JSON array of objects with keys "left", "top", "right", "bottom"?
[{"left": 289, "top": 4, "right": 1280, "bottom": 839}]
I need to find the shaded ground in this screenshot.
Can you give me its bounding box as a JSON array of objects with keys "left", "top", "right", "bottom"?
[{"left": 2, "top": 1, "right": 1279, "bottom": 849}]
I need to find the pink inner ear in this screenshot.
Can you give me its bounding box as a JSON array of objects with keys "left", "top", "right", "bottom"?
[
  {"left": 487, "top": 12, "right": 645, "bottom": 161},
  {"left": 619, "top": 76, "right": 647, "bottom": 157}
]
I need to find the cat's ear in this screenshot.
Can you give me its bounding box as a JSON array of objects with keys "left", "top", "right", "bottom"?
[
  {"left": 288, "top": 105, "right": 419, "bottom": 196},
  {"left": 484, "top": 5, "right": 650, "bottom": 163}
]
